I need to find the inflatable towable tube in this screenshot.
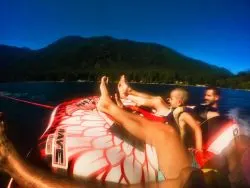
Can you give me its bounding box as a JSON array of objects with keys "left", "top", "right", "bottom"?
[
  {"left": 8, "top": 96, "right": 240, "bottom": 187},
  {"left": 39, "top": 96, "right": 162, "bottom": 184},
  {"left": 7, "top": 96, "right": 162, "bottom": 188}
]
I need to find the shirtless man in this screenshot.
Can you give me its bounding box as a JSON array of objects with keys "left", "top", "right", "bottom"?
[{"left": 191, "top": 87, "right": 220, "bottom": 124}]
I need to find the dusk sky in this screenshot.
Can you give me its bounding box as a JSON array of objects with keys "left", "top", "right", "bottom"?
[{"left": 1, "top": 0, "right": 250, "bottom": 74}]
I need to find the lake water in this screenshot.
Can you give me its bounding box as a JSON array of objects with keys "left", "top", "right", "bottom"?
[{"left": 1, "top": 82, "right": 250, "bottom": 186}]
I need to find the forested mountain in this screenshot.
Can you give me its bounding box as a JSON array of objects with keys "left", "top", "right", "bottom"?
[{"left": 0, "top": 36, "right": 242, "bottom": 88}]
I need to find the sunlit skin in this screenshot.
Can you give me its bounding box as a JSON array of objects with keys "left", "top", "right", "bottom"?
[
  {"left": 118, "top": 75, "right": 203, "bottom": 151},
  {"left": 97, "top": 76, "right": 199, "bottom": 187}
]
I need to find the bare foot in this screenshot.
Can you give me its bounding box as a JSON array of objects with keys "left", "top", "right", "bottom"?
[
  {"left": 118, "top": 75, "right": 131, "bottom": 99},
  {"left": 97, "top": 76, "right": 115, "bottom": 113}
]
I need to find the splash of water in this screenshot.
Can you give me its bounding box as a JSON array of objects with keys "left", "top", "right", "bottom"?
[
  {"left": 0, "top": 91, "right": 28, "bottom": 97},
  {"left": 227, "top": 108, "right": 250, "bottom": 136},
  {"left": 0, "top": 91, "right": 44, "bottom": 100}
]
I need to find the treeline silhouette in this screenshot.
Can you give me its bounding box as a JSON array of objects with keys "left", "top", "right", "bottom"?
[{"left": 0, "top": 36, "right": 249, "bottom": 89}]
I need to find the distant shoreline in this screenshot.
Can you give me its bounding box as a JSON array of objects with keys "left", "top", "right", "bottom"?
[{"left": 1, "top": 80, "right": 250, "bottom": 92}]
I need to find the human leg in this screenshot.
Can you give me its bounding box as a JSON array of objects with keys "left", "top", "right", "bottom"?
[{"left": 98, "top": 76, "right": 204, "bottom": 186}]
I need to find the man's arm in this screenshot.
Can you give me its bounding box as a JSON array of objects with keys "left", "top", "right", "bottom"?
[
  {"left": 180, "top": 112, "right": 203, "bottom": 151},
  {"left": 127, "top": 95, "right": 170, "bottom": 115},
  {"left": 127, "top": 87, "right": 156, "bottom": 99},
  {"left": 118, "top": 75, "right": 170, "bottom": 115}
]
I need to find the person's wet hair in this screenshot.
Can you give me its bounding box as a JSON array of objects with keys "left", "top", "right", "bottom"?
[{"left": 205, "top": 87, "right": 220, "bottom": 97}]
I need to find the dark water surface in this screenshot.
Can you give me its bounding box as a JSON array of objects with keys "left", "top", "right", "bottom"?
[{"left": 1, "top": 82, "right": 250, "bottom": 186}]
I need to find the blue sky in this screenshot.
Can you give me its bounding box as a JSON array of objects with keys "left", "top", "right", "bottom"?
[{"left": 1, "top": 0, "right": 250, "bottom": 74}]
